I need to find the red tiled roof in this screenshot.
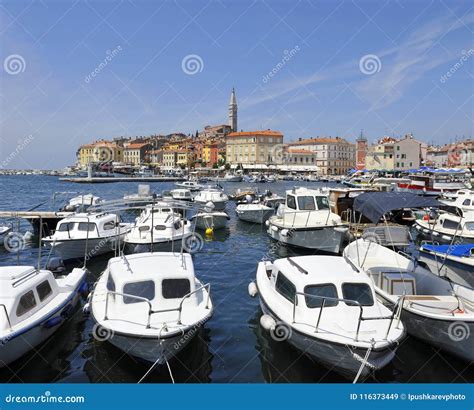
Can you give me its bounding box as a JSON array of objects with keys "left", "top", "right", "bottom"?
[{"left": 227, "top": 130, "right": 283, "bottom": 138}]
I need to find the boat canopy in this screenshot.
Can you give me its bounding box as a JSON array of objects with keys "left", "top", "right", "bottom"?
[
  {"left": 353, "top": 192, "right": 441, "bottom": 223},
  {"left": 422, "top": 244, "right": 474, "bottom": 258}
]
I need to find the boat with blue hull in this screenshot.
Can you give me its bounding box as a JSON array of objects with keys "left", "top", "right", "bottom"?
[
  {"left": 0, "top": 266, "right": 87, "bottom": 367},
  {"left": 419, "top": 244, "right": 474, "bottom": 288}
]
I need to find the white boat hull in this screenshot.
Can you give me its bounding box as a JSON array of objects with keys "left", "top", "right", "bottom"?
[
  {"left": 418, "top": 250, "right": 474, "bottom": 288},
  {"left": 0, "top": 283, "right": 84, "bottom": 367},
  {"left": 267, "top": 223, "right": 348, "bottom": 253},
  {"left": 378, "top": 294, "right": 473, "bottom": 362},
  {"left": 102, "top": 327, "right": 197, "bottom": 364},
  {"left": 194, "top": 199, "right": 227, "bottom": 211},
  {"left": 237, "top": 208, "right": 274, "bottom": 224},
  {"left": 259, "top": 299, "right": 397, "bottom": 379},
  {"left": 193, "top": 214, "right": 228, "bottom": 230},
  {"left": 43, "top": 235, "right": 125, "bottom": 261}
]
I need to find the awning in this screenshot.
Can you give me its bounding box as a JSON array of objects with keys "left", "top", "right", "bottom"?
[{"left": 353, "top": 192, "right": 441, "bottom": 223}]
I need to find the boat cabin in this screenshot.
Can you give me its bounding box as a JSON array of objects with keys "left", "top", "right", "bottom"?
[
  {"left": 105, "top": 253, "right": 199, "bottom": 314},
  {"left": 284, "top": 187, "right": 331, "bottom": 212},
  {"left": 0, "top": 266, "right": 59, "bottom": 330},
  {"left": 263, "top": 256, "right": 376, "bottom": 312},
  {"left": 51, "top": 213, "right": 123, "bottom": 239}
]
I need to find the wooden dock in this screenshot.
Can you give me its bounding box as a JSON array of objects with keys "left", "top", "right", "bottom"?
[
  {"left": 59, "top": 176, "right": 186, "bottom": 184},
  {"left": 0, "top": 211, "right": 74, "bottom": 236}
]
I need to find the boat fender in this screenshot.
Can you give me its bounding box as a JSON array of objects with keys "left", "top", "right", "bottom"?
[
  {"left": 83, "top": 302, "right": 91, "bottom": 314},
  {"left": 260, "top": 314, "right": 276, "bottom": 332},
  {"left": 43, "top": 316, "right": 62, "bottom": 329},
  {"left": 441, "top": 235, "right": 451, "bottom": 241},
  {"left": 248, "top": 282, "right": 258, "bottom": 297},
  {"left": 280, "top": 229, "right": 289, "bottom": 237},
  {"left": 205, "top": 228, "right": 213, "bottom": 236},
  {"left": 265, "top": 220, "right": 270, "bottom": 227},
  {"left": 271, "top": 226, "right": 279, "bottom": 232}
]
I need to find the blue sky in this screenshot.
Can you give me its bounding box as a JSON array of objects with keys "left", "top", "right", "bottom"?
[{"left": 0, "top": 0, "right": 473, "bottom": 169}]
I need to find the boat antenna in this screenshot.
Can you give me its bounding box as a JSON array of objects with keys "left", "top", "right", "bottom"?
[
  {"left": 150, "top": 204, "right": 154, "bottom": 254},
  {"left": 37, "top": 216, "right": 43, "bottom": 270}
]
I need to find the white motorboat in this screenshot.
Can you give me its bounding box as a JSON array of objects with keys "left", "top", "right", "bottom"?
[
  {"left": 89, "top": 252, "right": 213, "bottom": 365},
  {"left": 266, "top": 187, "right": 349, "bottom": 253},
  {"left": 124, "top": 203, "right": 192, "bottom": 253},
  {"left": 169, "top": 189, "right": 193, "bottom": 202},
  {"left": 213, "top": 172, "right": 243, "bottom": 183},
  {"left": 344, "top": 239, "right": 474, "bottom": 362},
  {"left": 236, "top": 203, "right": 274, "bottom": 224},
  {"left": 419, "top": 244, "right": 474, "bottom": 288},
  {"left": 43, "top": 213, "right": 131, "bottom": 261},
  {"left": 439, "top": 189, "right": 474, "bottom": 214},
  {"left": 414, "top": 211, "right": 474, "bottom": 244},
  {"left": 123, "top": 184, "right": 157, "bottom": 205},
  {"left": 249, "top": 256, "right": 405, "bottom": 379},
  {"left": 174, "top": 181, "right": 203, "bottom": 191},
  {"left": 0, "top": 265, "right": 87, "bottom": 367},
  {"left": 193, "top": 188, "right": 229, "bottom": 211},
  {"left": 191, "top": 203, "right": 230, "bottom": 230},
  {"left": 60, "top": 194, "right": 102, "bottom": 212}
]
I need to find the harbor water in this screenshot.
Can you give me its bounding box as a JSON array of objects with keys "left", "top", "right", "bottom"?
[{"left": 0, "top": 175, "right": 472, "bottom": 383}]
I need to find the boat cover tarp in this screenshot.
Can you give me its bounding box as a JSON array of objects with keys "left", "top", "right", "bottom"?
[
  {"left": 422, "top": 244, "right": 474, "bottom": 258},
  {"left": 353, "top": 192, "right": 441, "bottom": 223}
]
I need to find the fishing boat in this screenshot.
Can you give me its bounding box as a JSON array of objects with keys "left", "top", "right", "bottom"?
[
  {"left": 193, "top": 187, "right": 229, "bottom": 211},
  {"left": 266, "top": 187, "right": 349, "bottom": 253},
  {"left": 397, "top": 169, "right": 468, "bottom": 196},
  {"left": 213, "top": 172, "right": 243, "bottom": 182},
  {"left": 235, "top": 195, "right": 284, "bottom": 224},
  {"left": 59, "top": 194, "right": 103, "bottom": 212},
  {"left": 414, "top": 211, "right": 474, "bottom": 244},
  {"left": 343, "top": 192, "right": 473, "bottom": 362},
  {"left": 89, "top": 252, "right": 213, "bottom": 365},
  {"left": 174, "top": 181, "right": 203, "bottom": 191},
  {"left": 191, "top": 202, "right": 230, "bottom": 231},
  {"left": 419, "top": 244, "right": 474, "bottom": 288},
  {"left": 43, "top": 213, "right": 131, "bottom": 261},
  {"left": 169, "top": 189, "right": 193, "bottom": 202},
  {"left": 0, "top": 265, "right": 87, "bottom": 367},
  {"left": 249, "top": 256, "right": 405, "bottom": 379},
  {"left": 124, "top": 203, "right": 192, "bottom": 253}
]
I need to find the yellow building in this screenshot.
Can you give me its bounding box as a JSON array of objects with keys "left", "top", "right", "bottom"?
[
  {"left": 78, "top": 141, "right": 123, "bottom": 167},
  {"left": 225, "top": 130, "right": 284, "bottom": 165}
]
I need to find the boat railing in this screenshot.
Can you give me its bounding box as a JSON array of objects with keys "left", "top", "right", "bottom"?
[
  {"left": 103, "top": 283, "right": 211, "bottom": 329},
  {"left": 291, "top": 292, "right": 403, "bottom": 341},
  {"left": 0, "top": 304, "right": 12, "bottom": 331}
]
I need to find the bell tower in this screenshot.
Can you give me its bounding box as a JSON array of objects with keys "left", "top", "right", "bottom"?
[{"left": 229, "top": 88, "right": 237, "bottom": 132}]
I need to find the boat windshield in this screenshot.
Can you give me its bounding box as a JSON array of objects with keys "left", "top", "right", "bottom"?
[
  {"left": 303, "top": 284, "right": 338, "bottom": 308},
  {"left": 297, "top": 196, "right": 315, "bottom": 210},
  {"left": 57, "top": 222, "right": 75, "bottom": 231},
  {"left": 316, "top": 196, "right": 329, "bottom": 210},
  {"left": 342, "top": 283, "right": 374, "bottom": 306}
]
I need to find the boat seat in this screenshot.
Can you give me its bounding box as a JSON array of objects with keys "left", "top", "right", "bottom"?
[{"left": 404, "top": 295, "right": 463, "bottom": 314}]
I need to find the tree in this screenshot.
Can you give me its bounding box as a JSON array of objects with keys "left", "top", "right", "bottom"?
[{"left": 224, "top": 163, "right": 231, "bottom": 170}]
